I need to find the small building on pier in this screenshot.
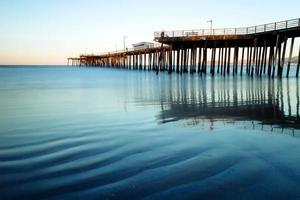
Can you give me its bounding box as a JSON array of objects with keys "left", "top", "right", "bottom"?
[{"left": 132, "top": 42, "right": 154, "bottom": 50}]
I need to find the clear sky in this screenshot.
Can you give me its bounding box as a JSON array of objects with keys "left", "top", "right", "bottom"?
[{"left": 0, "top": 0, "right": 299, "bottom": 65}]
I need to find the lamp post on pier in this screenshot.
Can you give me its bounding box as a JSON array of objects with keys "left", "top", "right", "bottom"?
[
  {"left": 207, "top": 19, "right": 213, "bottom": 35},
  {"left": 123, "top": 36, "right": 128, "bottom": 52}
]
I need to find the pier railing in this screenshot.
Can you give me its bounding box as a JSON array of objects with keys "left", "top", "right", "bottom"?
[
  {"left": 80, "top": 43, "right": 166, "bottom": 57},
  {"left": 154, "top": 18, "right": 300, "bottom": 38}
]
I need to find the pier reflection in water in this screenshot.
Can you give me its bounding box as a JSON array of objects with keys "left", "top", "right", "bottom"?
[{"left": 131, "top": 73, "right": 300, "bottom": 135}]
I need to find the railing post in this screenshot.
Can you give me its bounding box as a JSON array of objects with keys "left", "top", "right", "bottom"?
[
  {"left": 286, "top": 20, "right": 288, "bottom": 29},
  {"left": 173, "top": 31, "right": 174, "bottom": 37},
  {"left": 235, "top": 28, "right": 236, "bottom": 34},
  {"left": 264, "top": 25, "right": 266, "bottom": 32},
  {"left": 255, "top": 26, "right": 257, "bottom": 33},
  {"left": 298, "top": 18, "right": 300, "bottom": 27},
  {"left": 274, "top": 22, "right": 276, "bottom": 30}
]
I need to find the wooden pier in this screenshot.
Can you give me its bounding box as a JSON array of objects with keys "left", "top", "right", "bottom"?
[{"left": 68, "top": 18, "right": 300, "bottom": 77}]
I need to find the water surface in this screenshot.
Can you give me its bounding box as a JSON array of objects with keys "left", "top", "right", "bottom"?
[{"left": 0, "top": 66, "right": 300, "bottom": 200}]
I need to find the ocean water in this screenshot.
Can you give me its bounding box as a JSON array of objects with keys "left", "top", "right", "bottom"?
[{"left": 0, "top": 66, "right": 299, "bottom": 200}]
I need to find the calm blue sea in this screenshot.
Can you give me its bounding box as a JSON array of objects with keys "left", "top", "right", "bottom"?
[{"left": 0, "top": 66, "right": 300, "bottom": 200}]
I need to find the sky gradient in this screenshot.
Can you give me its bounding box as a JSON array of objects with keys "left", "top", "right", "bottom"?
[{"left": 0, "top": 0, "right": 300, "bottom": 65}]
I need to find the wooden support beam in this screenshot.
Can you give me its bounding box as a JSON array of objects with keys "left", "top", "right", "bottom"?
[
  {"left": 273, "top": 34, "right": 281, "bottom": 78},
  {"left": 233, "top": 47, "right": 236, "bottom": 75},
  {"left": 123, "top": 54, "right": 126, "bottom": 69},
  {"left": 148, "top": 53, "right": 151, "bottom": 70},
  {"left": 202, "top": 42, "right": 208, "bottom": 74},
  {"left": 163, "top": 50, "right": 166, "bottom": 71},
  {"left": 190, "top": 47, "right": 194, "bottom": 73},
  {"left": 139, "top": 53, "right": 142, "bottom": 70},
  {"left": 194, "top": 47, "right": 197, "bottom": 73},
  {"left": 198, "top": 48, "right": 202, "bottom": 73},
  {"left": 268, "top": 46, "right": 273, "bottom": 76},
  {"left": 233, "top": 46, "right": 239, "bottom": 75},
  {"left": 297, "top": 44, "right": 300, "bottom": 77},
  {"left": 262, "top": 41, "right": 268, "bottom": 76},
  {"left": 286, "top": 37, "right": 295, "bottom": 77},
  {"left": 217, "top": 48, "right": 221, "bottom": 74},
  {"left": 183, "top": 49, "right": 186, "bottom": 72},
  {"left": 181, "top": 48, "right": 184, "bottom": 73},
  {"left": 251, "top": 39, "right": 258, "bottom": 77},
  {"left": 220, "top": 48, "right": 224, "bottom": 75},
  {"left": 240, "top": 47, "right": 245, "bottom": 76},
  {"left": 144, "top": 53, "right": 147, "bottom": 70},
  {"left": 227, "top": 47, "right": 231, "bottom": 74},
  {"left": 157, "top": 44, "right": 163, "bottom": 74},
  {"left": 259, "top": 46, "right": 264, "bottom": 76},
  {"left": 211, "top": 47, "right": 216, "bottom": 76},
  {"left": 151, "top": 53, "right": 154, "bottom": 71},
  {"left": 210, "top": 48, "right": 213, "bottom": 75},
  {"left": 133, "top": 54, "right": 136, "bottom": 69},
  {"left": 232, "top": 47, "right": 238, "bottom": 75},
  {"left": 182, "top": 48, "right": 186, "bottom": 73},
  {"left": 247, "top": 47, "right": 251, "bottom": 75},
  {"left": 277, "top": 42, "right": 282, "bottom": 77},
  {"left": 223, "top": 46, "right": 228, "bottom": 76},
  {"left": 129, "top": 55, "right": 132, "bottom": 70},
  {"left": 165, "top": 51, "right": 168, "bottom": 71},
  {"left": 279, "top": 35, "right": 288, "bottom": 77},
  {"left": 154, "top": 52, "right": 157, "bottom": 71},
  {"left": 176, "top": 50, "right": 180, "bottom": 73},
  {"left": 168, "top": 50, "right": 173, "bottom": 73},
  {"left": 235, "top": 47, "right": 239, "bottom": 75},
  {"left": 211, "top": 42, "right": 217, "bottom": 76},
  {"left": 172, "top": 50, "right": 176, "bottom": 72},
  {"left": 152, "top": 53, "right": 154, "bottom": 71},
  {"left": 157, "top": 51, "right": 160, "bottom": 71},
  {"left": 160, "top": 51, "right": 164, "bottom": 71},
  {"left": 161, "top": 47, "right": 166, "bottom": 72},
  {"left": 161, "top": 51, "right": 164, "bottom": 71},
  {"left": 258, "top": 46, "right": 263, "bottom": 76},
  {"left": 155, "top": 51, "right": 158, "bottom": 71},
  {"left": 256, "top": 47, "right": 262, "bottom": 76},
  {"left": 186, "top": 49, "right": 190, "bottom": 73},
  {"left": 190, "top": 48, "right": 193, "bottom": 74},
  {"left": 193, "top": 46, "right": 197, "bottom": 73}
]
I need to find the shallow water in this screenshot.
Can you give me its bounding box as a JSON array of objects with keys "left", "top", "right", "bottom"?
[{"left": 0, "top": 66, "right": 300, "bottom": 200}]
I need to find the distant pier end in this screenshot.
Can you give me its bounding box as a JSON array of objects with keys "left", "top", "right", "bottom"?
[{"left": 68, "top": 18, "right": 300, "bottom": 78}]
